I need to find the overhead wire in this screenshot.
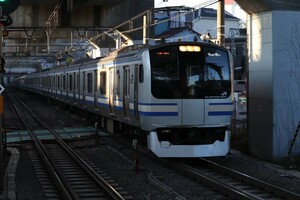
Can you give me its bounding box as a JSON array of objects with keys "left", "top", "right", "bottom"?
[
  {"left": 87, "top": 0, "right": 220, "bottom": 47},
  {"left": 90, "top": 0, "right": 220, "bottom": 40}
]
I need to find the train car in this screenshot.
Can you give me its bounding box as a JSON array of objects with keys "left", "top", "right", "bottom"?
[{"left": 13, "top": 41, "right": 234, "bottom": 157}]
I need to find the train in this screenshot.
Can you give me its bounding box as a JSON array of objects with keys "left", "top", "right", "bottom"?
[{"left": 12, "top": 41, "right": 234, "bottom": 157}]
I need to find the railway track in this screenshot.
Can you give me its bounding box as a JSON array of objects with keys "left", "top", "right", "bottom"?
[
  {"left": 7, "top": 90, "right": 132, "bottom": 200},
  {"left": 167, "top": 158, "right": 300, "bottom": 200},
  {"left": 8, "top": 89, "right": 300, "bottom": 199},
  {"left": 113, "top": 133, "right": 300, "bottom": 200}
]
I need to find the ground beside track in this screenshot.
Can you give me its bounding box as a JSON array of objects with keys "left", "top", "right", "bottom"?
[{"left": 1, "top": 89, "right": 300, "bottom": 199}]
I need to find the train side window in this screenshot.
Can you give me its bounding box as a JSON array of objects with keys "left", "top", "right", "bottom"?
[
  {"left": 76, "top": 74, "right": 79, "bottom": 90},
  {"left": 69, "top": 74, "right": 73, "bottom": 91},
  {"left": 57, "top": 75, "right": 60, "bottom": 89},
  {"left": 73, "top": 73, "right": 76, "bottom": 91},
  {"left": 66, "top": 75, "right": 68, "bottom": 89},
  {"left": 87, "top": 73, "right": 93, "bottom": 93},
  {"left": 124, "top": 67, "right": 129, "bottom": 97},
  {"left": 94, "top": 70, "right": 98, "bottom": 92},
  {"left": 61, "top": 75, "right": 63, "bottom": 89},
  {"left": 46, "top": 76, "right": 48, "bottom": 88},
  {"left": 116, "top": 70, "right": 120, "bottom": 95},
  {"left": 100, "top": 72, "right": 106, "bottom": 95},
  {"left": 63, "top": 75, "right": 66, "bottom": 90},
  {"left": 52, "top": 76, "right": 55, "bottom": 89},
  {"left": 139, "top": 64, "right": 144, "bottom": 83},
  {"left": 47, "top": 76, "right": 49, "bottom": 87}
]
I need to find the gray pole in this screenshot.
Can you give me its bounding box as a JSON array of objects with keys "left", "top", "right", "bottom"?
[
  {"left": 143, "top": 15, "right": 147, "bottom": 44},
  {"left": 217, "top": 0, "right": 225, "bottom": 46}
]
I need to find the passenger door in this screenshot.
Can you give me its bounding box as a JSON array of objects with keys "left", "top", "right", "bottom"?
[
  {"left": 94, "top": 70, "right": 98, "bottom": 110},
  {"left": 123, "top": 66, "right": 130, "bottom": 119},
  {"left": 134, "top": 65, "right": 139, "bottom": 120},
  {"left": 82, "top": 71, "right": 86, "bottom": 106},
  {"left": 72, "top": 72, "right": 76, "bottom": 102},
  {"left": 181, "top": 60, "right": 205, "bottom": 125}
]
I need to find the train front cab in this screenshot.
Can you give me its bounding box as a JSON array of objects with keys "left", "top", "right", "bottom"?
[{"left": 145, "top": 42, "right": 233, "bottom": 157}]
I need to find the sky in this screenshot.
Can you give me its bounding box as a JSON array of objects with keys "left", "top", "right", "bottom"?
[{"left": 155, "top": 0, "right": 217, "bottom": 8}]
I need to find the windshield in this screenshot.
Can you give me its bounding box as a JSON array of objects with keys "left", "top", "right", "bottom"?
[{"left": 150, "top": 44, "right": 231, "bottom": 99}]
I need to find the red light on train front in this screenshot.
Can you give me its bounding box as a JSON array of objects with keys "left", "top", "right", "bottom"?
[
  {"left": 157, "top": 51, "right": 170, "bottom": 55},
  {"left": 179, "top": 45, "right": 201, "bottom": 52}
]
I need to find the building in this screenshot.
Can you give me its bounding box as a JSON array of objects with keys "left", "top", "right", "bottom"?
[
  {"left": 155, "top": 6, "right": 241, "bottom": 39},
  {"left": 188, "top": 7, "right": 241, "bottom": 38},
  {"left": 155, "top": 26, "right": 201, "bottom": 44},
  {"left": 154, "top": 6, "right": 194, "bottom": 36}
]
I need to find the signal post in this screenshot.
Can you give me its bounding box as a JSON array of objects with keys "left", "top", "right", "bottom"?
[
  {"left": 0, "top": 8, "right": 4, "bottom": 192},
  {"left": 0, "top": 0, "right": 21, "bottom": 191}
]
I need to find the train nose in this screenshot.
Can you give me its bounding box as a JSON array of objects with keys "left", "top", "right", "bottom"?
[{"left": 181, "top": 99, "right": 205, "bottom": 125}]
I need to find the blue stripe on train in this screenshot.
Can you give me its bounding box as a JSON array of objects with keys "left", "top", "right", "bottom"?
[
  {"left": 139, "top": 112, "right": 178, "bottom": 116},
  {"left": 209, "top": 102, "right": 233, "bottom": 105},
  {"left": 208, "top": 111, "right": 233, "bottom": 116}
]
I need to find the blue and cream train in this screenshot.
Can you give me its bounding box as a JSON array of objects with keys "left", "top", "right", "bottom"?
[{"left": 13, "top": 42, "right": 234, "bottom": 157}]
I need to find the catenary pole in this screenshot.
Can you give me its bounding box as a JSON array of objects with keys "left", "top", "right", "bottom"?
[{"left": 217, "top": 0, "right": 225, "bottom": 46}]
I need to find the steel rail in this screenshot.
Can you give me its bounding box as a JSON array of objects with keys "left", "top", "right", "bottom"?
[
  {"left": 18, "top": 97, "right": 126, "bottom": 200},
  {"left": 170, "top": 161, "right": 262, "bottom": 200},
  {"left": 6, "top": 91, "right": 75, "bottom": 200},
  {"left": 112, "top": 132, "right": 300, "bottom": 200},
  {"left": 9, "top": 89, "right": 127, "bottom": 200},
  {"left": 200, "top": 158, "right": 300, "bottom": 200}
]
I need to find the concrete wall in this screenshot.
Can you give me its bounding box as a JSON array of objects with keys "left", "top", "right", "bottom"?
[
  {"left": 98, "top": 0, "right": 154, "bottom": 41},
  {"left": 3, "top": 0, "right": 154, "bottom": 69},
  {"left": 7, "top": 0, "right": 154, "bottom": 38},
  {"left": 248, "top": 11, "right": 300, "bottom": 160},
  {"left": 99, "top": 0, "right": 153, "bottom": 27},
  {"left": 272, "top": 11, "right": 300, "bottom": 158}
]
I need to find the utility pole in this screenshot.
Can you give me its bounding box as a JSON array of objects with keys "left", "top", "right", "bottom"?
[
  {"left": 143, "top": 15, "right": 147, "bottom": 44},
  {"left": 217, "top": 0, "right": 225, "bottom": 46}
]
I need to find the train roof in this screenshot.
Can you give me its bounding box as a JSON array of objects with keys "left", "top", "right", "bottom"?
[
  {"left": 148, "top": 41, "right": 228, "bottom": 51},
  {"left": 19, "top": 41, "right": 228, "bottom": 78},
  {"left": 103, "top": 41, "right": 226, "bottom": 59}
]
